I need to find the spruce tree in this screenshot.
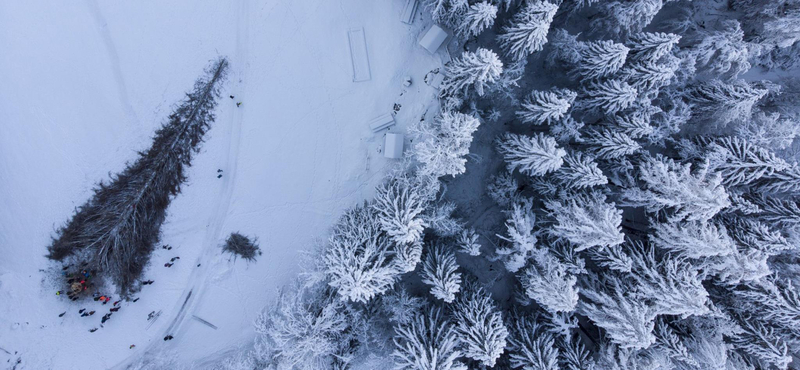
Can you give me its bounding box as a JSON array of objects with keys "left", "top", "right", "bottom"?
[
  {"left": 420, "top": 244, "right": 462, "bottom": 303},
  {"left": 497, "top": 132, "right": 566, "bottom": 177},
  {"left": 517, "top": 89, "right": 577, "bottom": 125},
  {"left": 497, "top": 1, "right": 559, "bottom": 61},
  {"left": 441, "top": 48, "right": 503, "bottom": 97},
  {"left": 544, "top": 190, "right": 624, "bottom": 251},
  {"left": 47, "top": 58, "right": 228, "bottom": 296},
  {"left": 581, "top": 79, "right": 639, "bottom": 114},
  {"left": 456, "top": 1, "right": 497, "bottom": 38},
  {"left": 685, "top": 79, "right": 768, "bottom": 127},
  {"left": 576, "top": 40, "right": 630, "bottom": 80},
  {"left": 621, "top": 155, "right": 731, "bottom": 222},
  {"left": 553, "top": 152, "right": 608, "bottom": 189},
  {"left": 453, "top": 283, "right": 509, "bottom": 367},
  {"left": 584, "top": 129, "right": 641, "bottom": 159},
  {"left": 627, "top": 32, "right": 681, "bottom": 62},
  {"left": 506, "top": 313, "right": 560, "bottom": 370}
]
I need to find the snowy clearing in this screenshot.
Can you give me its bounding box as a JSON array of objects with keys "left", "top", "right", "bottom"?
[{"left": 0, "top": 0, "right": 441, "bottom": 368}]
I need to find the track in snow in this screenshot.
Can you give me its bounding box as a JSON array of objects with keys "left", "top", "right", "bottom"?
[{"left": 112, "top": 1, "right": 250, "bottom": 367}]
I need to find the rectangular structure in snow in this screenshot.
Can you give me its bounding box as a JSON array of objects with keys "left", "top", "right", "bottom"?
[
  {"left": 419, "top": 24, "right": 448, "bottom": 54},
  {"left": 348, "top": 27, "right": 371, "bottom": 82},
  {"left": 384, "top": 133, "right": 404, "bottom": 159},
  {"left": 401, "top": 0, "right": 417, "bottom": 24},
  {"left": 368, "top": 113, "right": 395, "bottom": 132}
]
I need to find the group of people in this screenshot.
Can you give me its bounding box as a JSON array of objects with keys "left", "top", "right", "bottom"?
[{"left": 62, "top": 267, "right": 95, "bottom": 301}]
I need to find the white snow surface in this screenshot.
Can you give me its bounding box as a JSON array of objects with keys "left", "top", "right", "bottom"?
[{"left": 0, "top": 0, "right": 441, "bottom": 368}]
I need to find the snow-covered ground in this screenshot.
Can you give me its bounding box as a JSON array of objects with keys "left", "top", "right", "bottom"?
[{"left": 0, "top": 0, "right": 442, "bottom": 368}]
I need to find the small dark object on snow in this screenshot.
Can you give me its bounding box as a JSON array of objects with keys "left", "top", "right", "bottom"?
[
  {"left": 88, "top": 311, "right": 95, "bottom": 316},
  {"left": 101, "top": 313, "right": 111, "bottom": 324},
  {"left": 147, "top": 311, "right": 156, "bottom": 320},
  {"left": 81, "top": 312, "right": 89, "bottom": 317},
  {"left": 164, "top": 263, "right": 173, "bottom": 268},
  {"left": 222, "top": 232, "right": 261, "bottom": 262},
  {"left": 197, "top": 264, "right": 201, "bottom": 267},
  {"left": 89, "top": 328, "right": 98, "bottom": 333},
  {"left": 217, "top": 169, "right": 223, "bottom": 173},
  {"left": 217, "top": 174, "right": 222, "bottom": 179},
  {"left": 133, "top": 298, "right": 140, "bottom": 302},
  {"left": 130, "top": 344, "right": 136, "bottom": 349},
  {"left": 58, "top": 312, "right": 66, "bottom": 317},
  {"left": 79, "top": 309, "right": 86, "bottom": 314},
  {"left": 113, "top": 300, "right": 120, "bottom": 306},
  {"left": 142, "top": 280, "right": 154, "bottom": 285},
  {"left": 110, "top": 307, "right": 120, "bottom": 312},
  {"left": 170, "top": 257, "right": 180, "bottom": 262},
  {"left": 164, "top": 335, "right": 174, "bottom": 341},
  {"left": 162, "top": 245, "right": 171, "bottom": 250},
  {"left": 229, "top": 95, "right": 234, "bottom": 99},
  {"left": 236, "top": 102, "right": 242, "bottom": 107}
]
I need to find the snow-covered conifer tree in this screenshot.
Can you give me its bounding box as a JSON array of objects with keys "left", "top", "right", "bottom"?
[
  {"left": 627, "top": 32, "right": 681, "bottom": 62},
  {"left": 591, "top": 0, "right": 664, "bottom": 38},
  {"left": 414, "top": 111, "right": 481, "bottom": 178},
  {"left": 497, "top": 132, "right": 566, "bottom": 177},
  {"left": 456, "top": 2, "right": 497, "bottom": 38},
  {"left": 423, "top": 0, "right": 469, "bottom": 28},
  {"left": 395, "top": 241, "right": 424, "bottom": 273},
  {"left": 456, "top": 228, "right": 481, "bottom": 256},
  {"left": 517, "top": 89, "right": 577, "bottom": 125},
  {"left": 553, "top": 152, "right": 608, "bottom": 189},
  {"left": 706, "top": 137, "right": 790, "bottom": 187},
  {"left": 392, "top": 307, "right": 466, "bottom": 370},
  {"left": 627, "top": 242, "right": 710, "bottom": 318},
  {"left": 730, "top": 316, "right": 792, "bottom": 370},
  {"left": 583, "top": 129, "right": 641, "bottom": 159},
  {"left": 650, "top": 221, "right": 735, "bottom": 259},
  {"left": 753, "top": 196, "right": 800, "bottom": 228},
  {"left": 546, "top": 29, "right": 582, "bottom": 68},
  {"left": 373, "top": 181, "right": 428, "bottom": 245},
  {"left": 442, "top": 48, "right": 503, "bottom": 97},
  {"left": 690, "top": 20, "right": 752, "bottom": 79},
  {"left": 496, "top": 199, "right": 538, "bottom": 272},
  {"left": 580, "top": 79, "right": 638, "bottom": 114},
  {"left": 497, "top": 1, "right": 559, "bottom": 61},
  {"left": 255, "top": 282, "right": 350, "bottom": 370},
  {"left": 487, "top": 171, "right": 521, "bottom": 207},
  {"left": 506, "top": 313, "right": 560, "bottom": 370},
  {"left": 685, "top": 79, "right": 768, "bottom": 127},
  {"left": 578, "top": 277, "right": 656, "bottom": 349},
  {"left": 521, "top": 249, "right": 580, "bottom": 313},
  {"left": 323, "top": 205, "right": 399, "bottom": 303},
  {"left": 560, "top": 340, "right": 596, "bottom": 370},
  {"left": 423, "top": 201, "right": 463, "bottom": 238},
  {"left": 550, "top": 116, "right": 585, "bottom": 144},
  {"left": 737, "top": 112, "right": 800, "bottom": 151},
  {"left": 453, "top": 283, "right": 509, "bottom": 367},
  {"left": 621, "top": 55, "right": 680, "bottom": 92},
  {"left": 576, "top": 40, "right": 630, "bottom": 80},
  {"left": 652, "top": 320, "right": 701, "bottom": 368},
  {"left": 544, "top": 190, "right": 624, "bottom": 251},
  {"left": 621, "top": 155, "right": 730, "bottom": 222},
  {"left": 613, "top": 112, "right": 655, "bottom": 139},
  {"left": 420, "top": 244, "right": 462, "bottom": 303}
]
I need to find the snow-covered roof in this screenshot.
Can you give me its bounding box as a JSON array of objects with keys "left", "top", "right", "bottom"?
[
  {"left": 384, "top": 133, "right": 404, "bottom": 159},
  {"left": 419, "top": 25, "right": 448, "bottom": 54}
]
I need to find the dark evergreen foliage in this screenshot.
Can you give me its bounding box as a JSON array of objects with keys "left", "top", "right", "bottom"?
[
  {"left": 47, "top": 58, "right": 229, "bottom": 296},
  {"left": 222, "top": 232, "right": 262, "bottom": 262}
]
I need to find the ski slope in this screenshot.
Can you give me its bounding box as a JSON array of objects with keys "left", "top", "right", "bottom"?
[{"left": 0, "top": 0, "right": 442, "bottom": 368}]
